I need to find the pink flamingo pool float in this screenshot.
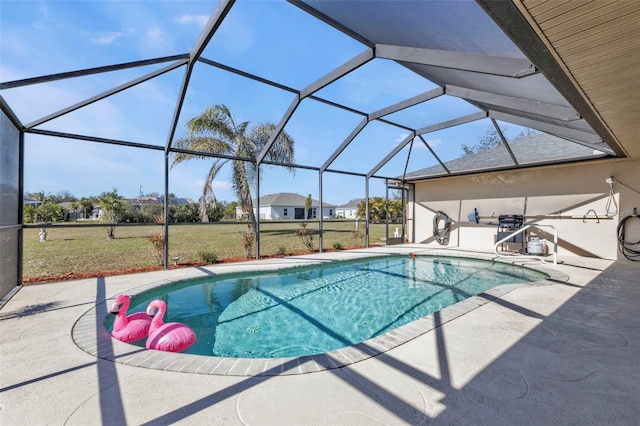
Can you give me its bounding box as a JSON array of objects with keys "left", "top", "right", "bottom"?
[
  {"left": 145, "top": 299, "right": 196, "bottom": 353},
  {"left": 110, "top": 294, "right": 152, "bottom": 343}
]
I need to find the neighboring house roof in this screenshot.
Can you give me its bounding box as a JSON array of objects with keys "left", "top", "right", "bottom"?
[
  {"left": 23, "top": 197, "right": 42, "bottom": 206},
  {"left": 158, "top": 196, "right": 196, "bottom": 206},
  {"left": 253, "top": 192, "right": 336, "bottom": 208},
  {"left": 337, "top": 199, "right": 365, "bottom": 209},
  {"left": 405, "top": 133, "right": 607, "bottom": 179}
]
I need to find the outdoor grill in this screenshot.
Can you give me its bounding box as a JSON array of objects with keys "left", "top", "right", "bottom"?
[
  {"left": 497, "top": 215, "right": 525, "bottom": 249},
  {"left": 498, "top": 215, "right": 524, "bottom": 229}
]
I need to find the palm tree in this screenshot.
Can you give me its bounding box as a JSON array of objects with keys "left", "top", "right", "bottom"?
[
  {"left": 98, "top": 189, "right": 126, "bottom": 239},
  {"left": 80, "top": 197, "right": 94, "bottom": 219},
  {"left": 172, "top": 104, "right": 295, "bottom": 223},
  {"left": 69, "top": 200, "right": 80, "bottom": 222},
  {"left": 31, "top": 191, "right": 51, "bottom": 205}
]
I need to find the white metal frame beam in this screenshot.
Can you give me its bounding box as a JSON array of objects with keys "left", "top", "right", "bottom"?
[
  {"left": 164, "top": 0, "right": 235, "bottom": 154},
  {"left": 25, "top": 60, "right": 186, "bottom": 130},
  {"left": 376, "top": 44, "right": 537, "bottom": 78},
  {"left": 446, "top": 85, "right": 580, "bottom": 122},
  {"left": 321, "top": 87, "right": 444, "bottom": 172},
  {"left": 489, "top": 111, "right": 613, "bottom": 154},
  {"left": 256, "top": 49, "right": 374, "bottom": 165},
  {"left": 368, "top": 111, "right": 488, "bottom": 178}
]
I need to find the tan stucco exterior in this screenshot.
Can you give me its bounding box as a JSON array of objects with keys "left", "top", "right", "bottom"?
[{"left": 409, "top": 159, "right": 640, "bottom": 261}]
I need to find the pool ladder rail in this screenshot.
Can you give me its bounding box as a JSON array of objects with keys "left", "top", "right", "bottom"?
[{"left": 494, "top": 224, "right": 558, "bottom": 265}]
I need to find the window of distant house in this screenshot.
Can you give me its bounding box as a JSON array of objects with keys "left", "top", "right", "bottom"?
[
  {"left": 312, "top": 208, "right": 317, "bottom": 218},
  {"left": 329, "top": 209, "right": 333, "bottom": 216},
  {"left": 284, "top": 208, "right": 288, "bottom": 217}
]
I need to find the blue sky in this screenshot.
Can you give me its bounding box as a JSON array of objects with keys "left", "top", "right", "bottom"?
[{"left": 1, "top": 0, "right": 525, "bottom": 206}]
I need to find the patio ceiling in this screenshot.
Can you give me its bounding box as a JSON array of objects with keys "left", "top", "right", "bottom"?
[
  {"left": 479, "top": 0, "right": 639, "bottom": 160},
  {"left": 1, "top": 0, "right": 637, "bottom": 184},
  {"left": 297, "top": 0, "right": 638, "bottom": 179}
]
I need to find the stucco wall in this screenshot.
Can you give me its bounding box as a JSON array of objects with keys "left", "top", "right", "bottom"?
[{"left": 409, "top": 159, "right": 640, "bottom": 262}]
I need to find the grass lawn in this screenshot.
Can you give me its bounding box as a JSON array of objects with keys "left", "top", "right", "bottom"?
[{"left": 23, "top": 221, "right": 390, "bottom": 281}]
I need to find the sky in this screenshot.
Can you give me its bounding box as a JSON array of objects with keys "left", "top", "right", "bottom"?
[{"left": 1, "top": 0, "right": 530, "bottom": 206}]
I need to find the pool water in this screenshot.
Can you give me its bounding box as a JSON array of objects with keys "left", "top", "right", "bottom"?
[{"left": 124, "top": 256, "right": 547, "bottom": 358}]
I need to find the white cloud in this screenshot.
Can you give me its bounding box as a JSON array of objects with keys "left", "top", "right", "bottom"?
[
  {"left": 190, "top": 178, "right": 232, "bottom": 191},
  {"left": 146, "top": 27, "right": 165, "bottom": 45},
  {"left": 424, "top": 138, "right": 442, "bottom": 148},
  {"left": 395, "top": 133, "right": 410, "bottom": 144},
  {"left": 214, "top": 180, "right": 233, "bottom": 190},
  {"left": 90, "top": 32, "right": 124, "bottom": 45},
  {"left": 176, "top": 14, "right": 209, "bottom": 29},
  {"left": 170, "top": 165, "right": 235, "bottom": 201},
  {"left": 213, "top": 15, "right": 253, "bottom": 54}
]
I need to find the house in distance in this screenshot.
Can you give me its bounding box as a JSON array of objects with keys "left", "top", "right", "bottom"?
[{"left": 236, "top": 192, "right": 337, "bottom": 220}]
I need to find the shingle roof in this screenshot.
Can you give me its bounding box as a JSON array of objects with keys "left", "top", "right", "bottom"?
[
  {"left": 255, "top": 192, "right": 336, "bottom": 208},
  {"left": 405, "top": 133, "right": 606, "bottom": 179},
  {"left": 337, "top": 198, "right": 365, "bottom": 209}
]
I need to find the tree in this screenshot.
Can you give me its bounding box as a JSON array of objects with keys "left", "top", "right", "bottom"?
[
  {"left": 69, "top": 201, "right": 80, "bottom": 221},
  {"left": 170, "top": 203, "right": 200, "bottom": 222},
  {"left": 23, "top": 205, "right": 38, "bottom": 224},
  {"left": 356, "top": 199, "right": 386, "bottom": 221},
  {"left": 204, "top": 201, "right": 225, "bottom": 222},
  {"left": 80, "top": 197, "right": 94, "bottom": 219},
  {"left": 30, "top": 191, "right": 51, "bottom": 205},
  {"left": 98, "top": 189, "right": 126, "bottom": 239},
  {"left": 222, "top": 201, "right": 238, "bottom": 219},
  {"left": 305, "top": 194, "right": 313, "bottom": 220},
  {"left": 462, "top": 126, "right": 541, "bottom": 156},
  {"left": 369, "top": 198, "right": 386, "bottom": 222},
  {"left": 387, "top": 197, "right": 403, "bottom": 222},
  {"left": 356, "top": 200, "right": 366, "bottom": 220},
  {"left": 355, "top": 197, "right": 403, "bottom": 222},
  {"left": 515, "top": 128, "right": 540, "bottom": 139},
  {"left": 53, "top": 190, "right": 76, "bottom": 203},
  {"left": 461, "top": 127, "right": 502, "bottom": 156},
  {"left": 37, "top": 203, "right": 64, "bottom": 222},
  {"left": 172, "top": 104, "right": 295, "bottom": 224}
]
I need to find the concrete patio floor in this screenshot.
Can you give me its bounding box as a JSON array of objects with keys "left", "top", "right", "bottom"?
[{"left": 1, "top": 245, "right": 638, "bottom": 425}]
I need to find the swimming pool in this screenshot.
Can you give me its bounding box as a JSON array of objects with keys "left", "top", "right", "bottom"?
[{"left": 117, "top": 255, "right": 548, "bottom": 358}]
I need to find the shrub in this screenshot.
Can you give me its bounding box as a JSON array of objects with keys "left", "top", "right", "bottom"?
[
  {"left": 199, "top": 251, "right": 218, "bottom": 264},
  {"left": 148, "top": 233, "right": 165, "bottom": 265},
  {"left": 295, "top": 222, "right": 314, "bottom": 251},
  {"left": 351, "top": 229, "right": 364, "bottom": 244},
  {"left": 275, "top": 245, "right": 287, "bottom": 255},
  {"left": 37, "top": 203, "right": 65, "bottom": 222},
  {"left": 332, "top": 242, "right": 343, "bottom": 251}
]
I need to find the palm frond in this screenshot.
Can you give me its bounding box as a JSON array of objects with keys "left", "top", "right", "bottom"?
[
  {"left": 251, "top": 123, "right": 295, "bottom": 171},
  {"left": 235, "top": 121, "right": 249, "bottom": 137},
  {"left": 171, "top": 136, "right": 232, "bottom": 168},
  {"left": 173, "top": 104, "right": 295, "bottom": 226},
  {"left": 187, "top": 104, "right": 236, "bottom": 141}
]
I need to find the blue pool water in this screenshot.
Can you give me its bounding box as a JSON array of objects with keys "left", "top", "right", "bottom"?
[{"left": 124, "top": 256, "right": 547, "bottom": 358}]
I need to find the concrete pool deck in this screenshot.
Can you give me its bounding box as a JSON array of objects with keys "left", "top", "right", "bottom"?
[{"left": 1, "top": 245, "right": 639, "bottom": 425}]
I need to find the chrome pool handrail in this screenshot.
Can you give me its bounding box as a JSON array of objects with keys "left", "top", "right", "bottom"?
[{"left": 494, "top": 224, "right": 558, "bottom": 265}]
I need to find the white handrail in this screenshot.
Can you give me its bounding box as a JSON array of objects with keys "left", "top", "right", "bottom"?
[{"left": 494, "top": 224, "right": 558, "bottom": 265}]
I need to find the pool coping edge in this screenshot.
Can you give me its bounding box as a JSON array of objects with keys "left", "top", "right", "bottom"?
[{"left": 72, "top": 250, "right": 567, "bottom": 376}]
